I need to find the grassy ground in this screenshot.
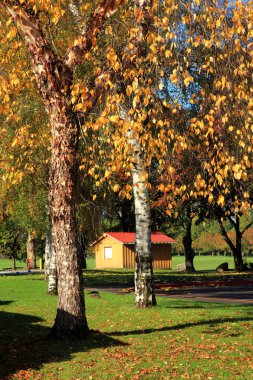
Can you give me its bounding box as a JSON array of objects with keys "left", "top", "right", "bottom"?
[
  {"left": 1, "top": 255, "right": 252, "bottom": 272},
  {"left": 86, "top": 255, "right": 253, "bottom": 271},
  {"left": 0, "top": 274, "right": 253, "bottom": 379},
  {"left": 2, "top": 256, "right": 253, "bottom": 289},
  {"left": 83, "top": 256, "right": 253, "bottom": 288},
  {"left": 0, "top": 258, "right": 28, "bottom": 270}
]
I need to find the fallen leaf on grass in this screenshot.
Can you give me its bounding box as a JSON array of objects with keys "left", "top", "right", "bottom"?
[{"left": 11, "top": 370, "right": 43, "bottom": 379}]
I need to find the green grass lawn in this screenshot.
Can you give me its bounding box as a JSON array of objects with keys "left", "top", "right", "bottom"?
[
  {"left": 0, "top": 274, "right": 253, "bottom": 379},
  {"left": 0, "top": 258, "right": 28, "bottom": 271},
  {"left": 86, "top": 255, "right": 253, "bottom": 271},
  {"left": 1, "top": 255, "right": 252, "bottom": 272}
]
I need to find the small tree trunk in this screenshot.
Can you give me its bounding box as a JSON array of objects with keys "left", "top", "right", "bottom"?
[
  {"left": 234, "top": 216, "right": 244, "bottom": 271},
  {"left": 26, "top": 231, "right": 36, "bottom": 269},
  {"left": 12, "top": 256, "right": 16, "bottom": 271},
  {"left": 218, "top": 215, "right": 244, "bottom": 272},
  {"left": 182, "top": 211, "right": 195, "bottom": 273}
]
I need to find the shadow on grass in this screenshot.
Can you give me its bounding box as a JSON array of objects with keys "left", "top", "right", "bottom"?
[
  {"left": 82, "top": 268, "right": 253, "bottom": 288},
  {"left": 0, "top": 309, "right": 127, "bottom": 379},
  {"left": 108, "top": 316, "right": 253, "bottom": 337},
  {"left": 0, "top": 300, "right": 13, "bottom": 306},
  {"left": 162, "top": 303, "right": 253, "bottom": 309},
  {"left": 84, "top": 269, "right": 134, "bottom": 287}
]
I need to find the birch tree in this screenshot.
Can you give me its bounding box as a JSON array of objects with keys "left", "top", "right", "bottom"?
[{"left": 150, "top": 0, "right": 253, "bottom": 271}]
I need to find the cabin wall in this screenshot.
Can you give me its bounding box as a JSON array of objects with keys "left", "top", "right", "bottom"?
[
  {"left": 152, "top": 244, "right": 172, "bottom": 269},
  {"left": 123, "top": 244, "right": 135, "bottom": 268},
  {"left": 94, "top": 236, "right": 123, "bottom": 269},
  {"left": 123, "top": 244, "right": 172, "bottom": 269}
]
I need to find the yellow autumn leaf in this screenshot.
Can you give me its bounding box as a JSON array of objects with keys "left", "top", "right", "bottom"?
[
  {"left": 74, "top": 103, "right": 83, "bottom": 111},
  {"left": 170, "top": 70, "right": 178, "bottom": 84},
  {"left": 221, "top": 76, "right": 226, "bottom": 89},
  {"left": 105, "top": 169, "right": 111, "bottom": 178},
  {"left": 6, "top": 18, "right": 12, "bottom": 27},
  {"left": 216, "top": 19, "right": 221, "bottom": 28},
  {"left": 165, "top": 50, "right": 172, "bottom": 58},
  {"left": 110, "top": 115, "right": 118, "bottom": 122},
  {"left": 218, "top": 195, "right": 225, "bottom": 205},
  {"left": 143, "top": 97, "right": 149, "bottom": 106},
  {"left": 7, "top": 28, "right": 17, "bottom": 40},
  {"left": 113, "top": 184, "right": 120, "bottom": 192},
  {"left": 234, "top": 171, "right": 242, "bottom": 180},
  {"left": 184, "top": 75, "right": 194, "bottom": 86},
  {"left": 11, "top": 138, "right": 18, "bottom": 147},
  {"left": 126, "top": 85, "right": 132, "bottom": 97},
  {"left": 232, "top": 164, "right": 240, "bottom": 172}
]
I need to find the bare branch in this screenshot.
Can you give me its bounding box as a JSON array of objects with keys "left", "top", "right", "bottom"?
[{"left": 241, "top": 220, "right": 253, "bottom": 236}]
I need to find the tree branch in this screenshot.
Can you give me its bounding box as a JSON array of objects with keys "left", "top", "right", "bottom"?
[
  {"left": 64, "top": 0, "right": 124, "bottom": 70},
  {"left": 227, "top": 214, "right": 237, "bottom": 228},
  {"left": 217, "top": 217, "right": 236, "bottom": 253},
  {"left": 241, "top": 220, "right": 253, "bottom": 236},
  {"left": 2, "top": 1, "right": 72, "bottom": 110}
]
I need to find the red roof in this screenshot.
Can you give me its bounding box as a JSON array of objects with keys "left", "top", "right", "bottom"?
[{"left": 91, "top": 231, "right": 175, "bottom": 245}]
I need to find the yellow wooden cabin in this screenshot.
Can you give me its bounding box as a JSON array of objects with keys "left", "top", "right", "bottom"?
[{"left": 91, "top": 232, "right": 175, "bottom": 269}]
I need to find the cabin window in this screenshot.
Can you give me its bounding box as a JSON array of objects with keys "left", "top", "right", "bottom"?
[{"left": 104, "top": 247, "right": 112, "bottom": 259}]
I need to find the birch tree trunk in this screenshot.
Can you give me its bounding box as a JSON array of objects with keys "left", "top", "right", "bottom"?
[
  {"left": 26, "top": 230, "right": 36, "bottom": 269},
  {"left": 126, "top": 129, "right": 156, "bottom": 308},
  {"left": 47, "top": 247, "right": 58, "bottom": 295},
  {"left": 117, "top": 0, "right": 156, "bottom": 308},
  {"left": 44, "top": 231, "right": 51, "bottom": 280}
]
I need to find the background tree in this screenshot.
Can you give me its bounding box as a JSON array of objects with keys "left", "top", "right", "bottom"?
[{"left": 152, "top": 0, "right": 253, "bottom": 271}]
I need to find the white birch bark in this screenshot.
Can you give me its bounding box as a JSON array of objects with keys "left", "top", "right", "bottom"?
[
  {"left": 44, "top": 231, "right": 51, "bottom": 280},
  {"left": 117, "top": 0, "right": 155, "bottom": 307},
  {"left": 126, "top": 129, "right": 156, "bottom": 307},
  {"left": 119, "top": 104, "right": 156, "bottom": 307},
  {"left": 47, "top": 236, "right": 58, "bottom": 295},
  {"left": 69, "top": 1, "right": 84, "bottom": 30}
]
